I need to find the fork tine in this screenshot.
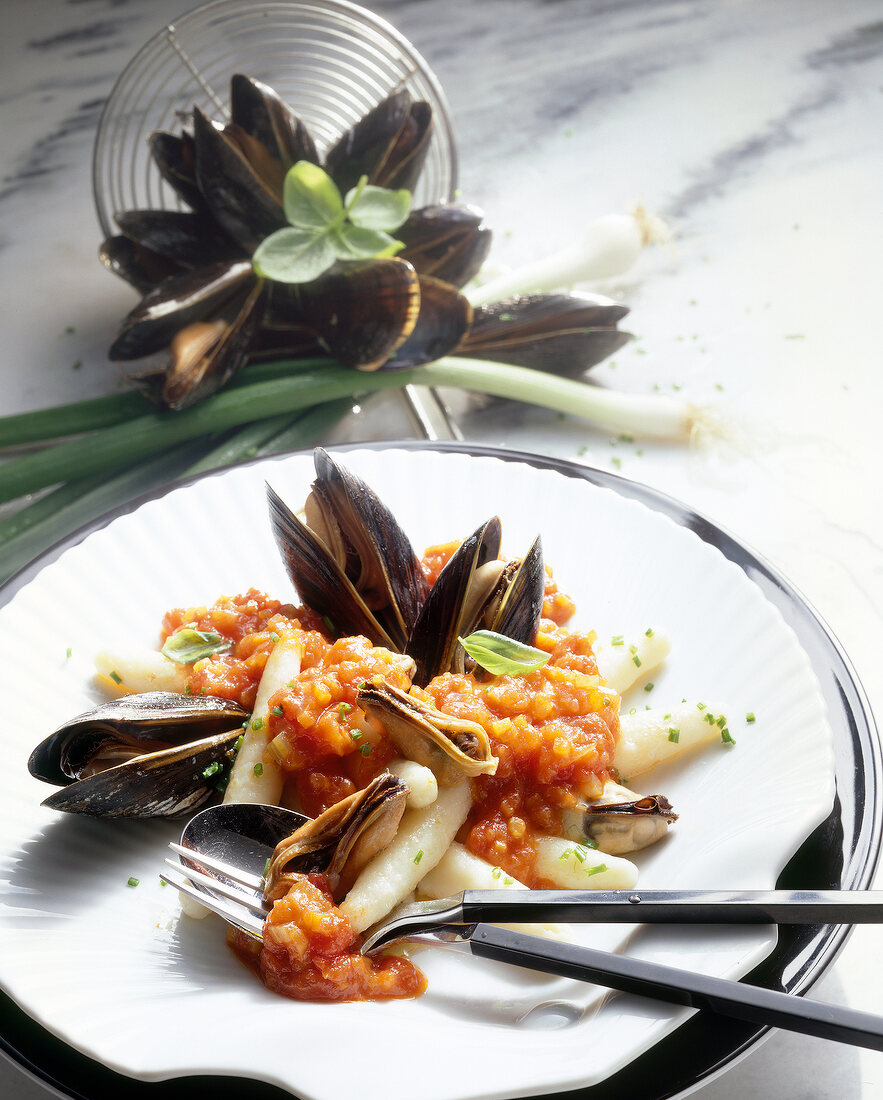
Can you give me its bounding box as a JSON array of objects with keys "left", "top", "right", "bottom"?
[
  {"left": 163, "top": 858, "right": 270, "bottom": 916},
  {"left": 161, "top": 867, "right": 265, "bottom": 939},
  {"left": 168, "top": 841, "right": 264, "bottom": 891}
]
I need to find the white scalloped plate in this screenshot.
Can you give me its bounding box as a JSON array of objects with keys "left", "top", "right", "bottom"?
[{"left": 0, "top": 448, "right": 834, "bottom": 1100}]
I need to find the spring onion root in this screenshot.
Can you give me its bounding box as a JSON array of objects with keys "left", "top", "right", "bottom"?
[{"left": 467, "top": 207, "right": 668, "bottom": 306}]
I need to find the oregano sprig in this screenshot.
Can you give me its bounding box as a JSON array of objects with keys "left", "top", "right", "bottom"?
[{"left": 252, "top": 161, "right": 411, "bottom": 284}]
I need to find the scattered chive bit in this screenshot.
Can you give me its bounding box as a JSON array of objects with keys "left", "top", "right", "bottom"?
[
  {"left": 704, "top": 712, "right": 716, "bottom": 725},
  {"left": 715, "top": 383, "right": 725, "bottom": 391},
  {"left": 746, "top": 712, "right": 756, "bottom": 723},
  {"left": 716, "top": 715, "right": 727, "bottom": 729},
  {"left": 668, "top": 727, "right": 680, "bottom": 743},
  {"left": 359, "top": 743, "right": 371, "bottom": 756},
  {"left": 577, "top": 445, "right": 588, "bottom": 457},
  {"left": 632, "top": 655, "right": 642, "bottom": 667},
  {"left": 573, "top": 845, "right": 588, "bottom": 863},
  {"left": 350, "top": 729, "right": 363, "bottom": 741},
  {"left": 583, "top": 838, "right": 599, "bottom": 849},
  {"left": 611, "top": 456, "right": 622, "bottom": 469},
  {"left": 492, "top": 866, "right": 502, "bottom": 879},
  {"left": 241, "top": 719, "right": 249, "bottom": 728},
  {"left": 721, "top": 727, "right": 735, "bottom": 744},
  {"left": 558, "top": 848, "right": 573, "bottom": 861},
  {"left": 72, "top": 359, "right": 82, "bottom": 371},
  {"left": 159, "top": 878, "right": 168, "bottom": 887},
  {"left": 184, "top": 683, "right": 192, "bottom": 695},
  {"left": 413, "top": 850, "right": 424, "bottom": 865},
  {"left": 127, "top": 876, "right": 139, "bottom": 888},
  {"left": 696, "top": 702, "right": 706, "bottom": 710},
  {"left": 201, "top": 761, "right": 221, "bottom": 779},
  {"left": 644, "top": 682, "right": 654, "bottom": 692},
  {"left": 585, "top": 864, "right": 607, "bottom": 878},
  {"left": 618, "top": 433, "right": 635, "bottom": 443},
  {"left": 269, "top": 632, "right": 279, "bottom": 643},
  {"left": 611, "top": 635, "right": 624, "bottom": 646},
  {"left": 634, "top": 347, "right": 646, "bottom": 356},
  {"left": 65, "top": 647, "right": 72, "bottom": 659},
  {"left": 252, "top": 716, "right": 265, "bottom": 731},
  {"left": 644, "top": 627, "right": 654, "bottom": 637},
  {"left": 270, "top": 705, "right": 284, "bottom": 717},
  {"left": 629, "top": 644, "right": 637, "bottom": 654},
  {"left": 608, "top": 360, "right": 617, "bottom": 369},
  {"left": 253, "top": 762, "right": 264, "bottom": 777},
  {"left": 664, "top": 713, "right": 671, "bottom": 721},
  {"left": 64, "top": 325, "right": 75, "bottom": 334},
  {"left": 499, "top": 312, "right": 514, "bottom": 321},
  {"left": 109, "top": 670, "right": 122, "bottom": 685},
  {"left": 629, "top": 707, "right": 636, "bottom": 715},
  {"left": 503, "top": 876, "right": 514, "bottom": 886},
  {"left": 338, "top": 702, "right": 353, "bottom": 716},
  {"left": 214, "top": 774, "right": 229, "bottom": 794},
  {"left": 263, "top": 857, "right": 271, "bottom": 877}
]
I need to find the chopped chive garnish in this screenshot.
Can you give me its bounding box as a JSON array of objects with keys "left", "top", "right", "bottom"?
[
  {"left": 338, "top": 702, "right": 353, "bottom": 716},
  {"left": 668, "top": 727, "right": 680, "bottom": 743},
  {"left": 202, "top": 761, "right": 221, "bottom": 779},
  {"left": 109, "top": 670, "right": 122, "bottom": 684},
  {"left": 503, "top": 876, "right": 514, "bottom": 886},
  {"left": 585, "top": 864, "right": 607, "bottom": 878},
  {"left": 359, "top": 743, "right": 371, "bottom": 756},
  {"left": 233, "top": 734, "right": 243, "bottom": 752},
  {"left": 574, "top": 846, "right": 587, "bottom": 863},
  {"left": 644, "top": 627, "right": 654, "bottom": 637},
  {"left": 611, "top": 635, "right": 624, "bottom": 646},
  {"left": 644, "top": 682, "right": 654, "bottom": 692},
  {"left": 704, "top": 713, "right": 716, "bottom": 725},
  {"left": 269, "top": 632, "right": 279, "bottom": 643},
  {"left": 65, "top": 647, "right": 72, "bottom": 659},
  {"left": 632, "top": 655, "right": 642, "bottom": 667},
  {"left": 251, "top": 717, "right": 265, "bottom": 730},
  {"left": 746, "top": 712, "right": 756, "bottom": 723},
  {"left": 263, "top": 858, "right": 271, "bottom": 876},
  {"left": 559, "top": 849, "right": 573, "bottom": 861},
  {"left": 581, "top": 838, "right": 599, "bottom": 849},
  {"left": 350, "top": 729, "right": 362, "bottom": 740},
  {"left": 629, "top": 644, "right": 637, "bottom": 654},
  {"left": 270, "top": 705, "right": 284, "bottom": 717},
  {"left": 253, "top": 762, "right": 264, "bottom": 777},
  {"left": 721, "top": 728, "right": 735, "bottom": 744},
  {"left": 492, "top": 866, "right": 502, "bottom": 879},
  {"left": 716, "top": 715, "right": 726, "bottom": 728},
  {"left": 413, "top": 850, "right": 424, "bottom": 865},
  {"left": 184, "top": 683, "right": 192, "bottom": 694},
  {"left": 127, "top": 876, "right": 139, "bottom": 887},
  {"left": 696, "top": 702, "right": 706, "bottom": 710}
]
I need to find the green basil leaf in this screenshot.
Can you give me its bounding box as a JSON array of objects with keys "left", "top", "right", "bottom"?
[
  {"left": 345, "top": 183, "right": 411, "bottom": 231},
  {"left": 334, "top": 223, "right": 403, "bottom": 260},
  {"left": 252, "top": 226, "right": 337, "bottom": 283},
  {"left": 283, "top": 161, "right": 344, "bottom": 228},
  {"left": 161, "top": 628, "right": 233, "bottom": 665},
  {"left": 458, "top": 630, "right": 550, "bottom": 676}
]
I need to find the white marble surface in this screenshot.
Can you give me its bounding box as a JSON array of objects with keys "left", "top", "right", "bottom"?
[{"left": 1, "top": 0, "right": 882, "bottom": 1097}]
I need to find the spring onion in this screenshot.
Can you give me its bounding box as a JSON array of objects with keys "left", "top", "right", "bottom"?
[{"left": 467, "top": 208, "right": 668, "bottom": 305}]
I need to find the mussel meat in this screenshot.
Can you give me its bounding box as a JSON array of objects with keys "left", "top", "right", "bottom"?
[
  {"left": 29, "top": 692, "right": 248, "bottom": 818},
  {"left": 561, "top": 782, "right": 678, "bottom": 855},
  {"left": 357, "top": 681, "right": 497, "bottom": 787},
  {"left": 263, "top": 772, "right": 409, "bottom": 902}
]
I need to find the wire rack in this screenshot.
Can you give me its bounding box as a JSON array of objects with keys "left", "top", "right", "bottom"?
[{"left": 92, "top": 0, "right": 458, "bottom": 236}]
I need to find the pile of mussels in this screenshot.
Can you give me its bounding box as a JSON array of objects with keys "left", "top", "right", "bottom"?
[{"left": 100, "top": 75, "right": 632, "bottom": 409}]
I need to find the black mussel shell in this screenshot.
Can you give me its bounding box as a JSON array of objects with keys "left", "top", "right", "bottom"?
[
  {"left": 40, "top": 728, "right": 243, "bottom": 818},
  {"left": 325, "top": 91, "right": 432, "bottom": 195},
  {"left": 398, "top": 205, "right": 492, "bottom": 288},
  {"left": 29, "top": 692, "right": 248, "bottom": 787},
  {"left": 230, "top": 73, "right": 319, "bottom": 170},
  {"left": 99, "top": 235, "right": 184, "bottom": 295},
  {"left": 109, "top": 259, "right": 254, "bottom": 361},
  {"left": 381, "top": 275, "right": 472, "bottom": 370},
  {"left": 162, "top": 276, "right": 266, "bottom": 409},
  {"left": 458, "top": 293, "right": 632, "bottom": 376},
  {"left": 193, "top": 107, "right": 286, "bottom": 253},
  {"left": 114, "top": 210, "right": 244, "bottom": 269},
  {"left": 490, "top": 535, "right": 544, "bottom": 647},
  {"left": 279, "top": 258, "right": 421, "bottom": 371},
  {"left": 408, "top": 517, "right": 503, "bottom": 686},
  {"left": 148, "top": 130, "right": 204, "bottom": 212}
]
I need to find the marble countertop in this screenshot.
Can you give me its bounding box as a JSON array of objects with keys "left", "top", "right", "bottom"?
[{"left": 1, "top": 1, "right": 881, "bottom": 1097}]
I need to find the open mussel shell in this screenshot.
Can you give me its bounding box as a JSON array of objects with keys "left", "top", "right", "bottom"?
[
  {"left": 108, "top": 259, "right": 254, "bottom": 361},
  {"left": 162, "top": 276, "right": 266, "bottom": 409},
  {"left": 230, "top": 73, "right": 319, "bottom": 170},
  {"left": 408, "top": 521, "right": 544, "bottom": 685},
  {"left": 325, "top": 90, "right": 432, "bottom": 195},
  {"left": 192, "top": 107, "right": 286, "bottom": 253},
  {"left": 267, "top": 449, "right": 428, "bottom": 650},
  {"left": 114, "top": 210, "right": 244, "bottom": 269},
  {"left": 458, "top": 293, "right": 632, "bottom": 375},
  {"left": 358, "top": 681, "right": 497, "bottom": 787},
  {"left": 264, "top": 773, "right": 408, "bottom": 902},
  {"left": 380, "top": 275, "right": 472, "bottom": 370},
  {"left": 29, "top": 692, "right": 248, "bottom": 818},
  {"left": 398, "top": 204, "right": 492, "bottom": 288},
  {"left": 562, "top": 788, "right": 678, "bottom": 855}
]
